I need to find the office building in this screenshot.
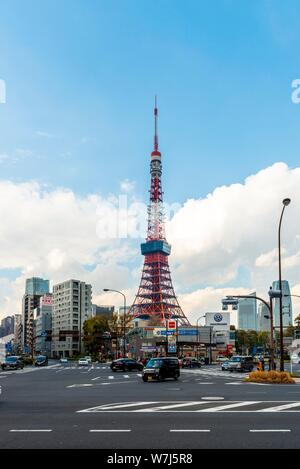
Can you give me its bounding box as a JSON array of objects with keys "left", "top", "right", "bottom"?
[
  {"left": 238, "top": 292, "right": 257, "bottom": 331},
  {"left": 272, "top": 280, "right": 292, "bottom": 328},
  {"left": 0, "top": 315, "right": 14, "bottom": 337},
  {"left": 257, "top": 302, "right": 270, "bottom": 332},
  {"left": 33, "top": 294, "right": 53, "bottom": 357},
  {"left": 52, "top": 279, "right": 92, "bottom": 358},
  {"left": 26, "top": 277, "right": 49, "bottom": 296},
  {"left": 92, "top": 304, "right": 115, "bottom": 317},
  {"left": 22, "top": 277, "right": 50, "bottom": 352}
]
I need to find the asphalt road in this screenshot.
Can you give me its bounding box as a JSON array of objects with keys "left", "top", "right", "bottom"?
[{"left": 1, "top": 361, "right": 300, "bottom": 449}]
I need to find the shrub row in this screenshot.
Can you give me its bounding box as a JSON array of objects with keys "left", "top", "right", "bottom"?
[{"left": 245, "top": 371, "right": 295, "bottom": 384}]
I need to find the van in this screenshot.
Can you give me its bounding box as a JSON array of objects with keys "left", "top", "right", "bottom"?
[
  {"left": 142, "top": 357, "right": 180, "bottom": 382},
  {"left": 227, "top": 355, "right": 254, "bottom": 372}
]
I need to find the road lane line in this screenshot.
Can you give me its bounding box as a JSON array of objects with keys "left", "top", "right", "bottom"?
[
  {"left": 123, "top": 375, "right": 130, "bottom": 379},
  {"left": 108, "top": 376, "right": 114, "bottom": 380},
  {"left": 250, "top": 429, "right": 291, "bottom": 433},
  {"left": 10, "top": 429, "right": 52, "bottom": 433},
  {"left": 200, "top": 401, "right": 261, "bottom": 412},
  {"left": 67, "top": 384, "right": 93, "bottom": 388},
  {"left": 170, "top": 430, "right": 210, "bottom": 433},
  {"left": 89, "top": 429, "right": 131, "bottom": 433},
  {"left": 260, "top": 402, "right": 300, "bottom": 412}
]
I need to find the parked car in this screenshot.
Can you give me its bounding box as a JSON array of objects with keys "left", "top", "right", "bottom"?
[
  {"left": 34, "top": 355, "right": 48, "bottom": 367},
  {"left": 110, "top": 358, "right": 144, "bottom": 372},
  {"left": 78, "top": 358, "right": 89, "bottom": 366},
  {"left": 227, "top": 355, "right": 254, "bottom": 372},
  {"left": 291, "top": 353, "right": 300, "bottom": 364},
  {"left": 142, "top": 357, "right": 180, "bottom": 382},
  {"left": 182, "top": 358, "right": 201, "bottom": 368},
  {"left": 1, "top": 356, "right": 24, "bottom": 371},
  {"left": 60, "top": 358, "right": 68, "bottom": 364},
  {"left": 84, "top": 356, "right": 92, "bottom": 364},
  {"left": 221, "top": 360, "right": 230, "bottom": 371},
  {"left": 216, "top": 356, "right": 228, "bottom": 363}
]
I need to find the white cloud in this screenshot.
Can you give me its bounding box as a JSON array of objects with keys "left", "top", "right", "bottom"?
[
  {"left": 168, "top": 163, "right": 300, "bottom": 293},
  {"left": 36, "top": 131, "right": 53, "bottom": 138},
  {"left": 0, "top": 154, "right": 9, "bottom": 163},
  {"left": 120, "top": 179, "right": 136, "bottom": 193},
  {"left": 0, "top": 162, "right": 300, "bottom": 327}
]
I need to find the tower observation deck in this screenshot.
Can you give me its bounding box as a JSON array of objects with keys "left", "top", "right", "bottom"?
[{"left": 130, "top": 100, "right": 190, "bottom": 326}]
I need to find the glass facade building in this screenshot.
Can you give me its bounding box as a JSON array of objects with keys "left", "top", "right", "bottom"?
[
  {"left": 238, "top": 292, "right": 257, "bottom": 331},
  {"left": 25, "top": 277, "right": 49, "bottom": 296},
  {"left": 257, "top": 302, "right": 270, "bottom": 332}
]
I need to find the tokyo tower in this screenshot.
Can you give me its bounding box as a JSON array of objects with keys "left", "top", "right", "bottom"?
[{"left": 130, "top": 100, "right": 190, "bottom": 326}]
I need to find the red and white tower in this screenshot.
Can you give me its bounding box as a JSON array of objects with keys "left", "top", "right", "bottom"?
[{"left": 130, "top": 99, "right": 190, "bottom": 326}]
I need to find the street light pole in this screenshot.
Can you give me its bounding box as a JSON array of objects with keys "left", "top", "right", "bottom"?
[
  {"left": 103, "top": 289, "right": 127, "bottom": 358},
  {"left": 278, "top": 198, "right": 291, "bottom": 372},
  {"left": 226, "top": 294, "right": 275, "bottom": 371}
]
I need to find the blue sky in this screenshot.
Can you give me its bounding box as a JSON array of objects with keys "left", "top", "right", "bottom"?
[
  {"left": 1, "top": 1, "right": 300, "bottom": 320},
  {"left": 1, "top": 0, "right": 300, "bottom": 203}
]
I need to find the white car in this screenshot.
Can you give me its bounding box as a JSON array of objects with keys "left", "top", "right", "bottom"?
[
  {"left": 84, "top": 356, "right": 92, "bottom": 364},
  {"left": 291, "top": 353, "right": 300, "bottom": 364},
  {"left": 78, "top": 358, "right": 89, "bottom": 366}
]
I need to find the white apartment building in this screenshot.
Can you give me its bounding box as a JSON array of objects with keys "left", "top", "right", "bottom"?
[{"left": 52, "top": 279, "right": 92, "bottom": 358}]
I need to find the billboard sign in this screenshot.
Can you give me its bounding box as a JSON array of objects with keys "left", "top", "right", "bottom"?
[
  {"left": 42, "top": 295, "right": 53, "bottom": 306},
  {"left": 167, "top": 335, "right": 177, "bottom": 353},
  {"left": 167, "top": 320, "right": 176, "bottom": 330},
  {"left": 153, "top": 328, "right": 174, "bottom": 337},
  {"left": 205, "top": 312, "right": 230, "bottom": 331}
]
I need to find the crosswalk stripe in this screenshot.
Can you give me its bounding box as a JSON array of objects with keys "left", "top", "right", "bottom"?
[
  {"left": 108, "top": 376, "right": 114, "bottom": 380},
  {"left": 198, "top": 401, "right": 261, "bottom": 412},
  {"left": 95, "top": 402, "right": 160, "bottom": 410},
  {"left": 134, "top": 401, "right": 204, "bottom": 412},
  {"left": 260, "top": 402, "right": 300, "bottom": 412},
  {"left": 123, "top": 375, "right": 130, "bottom": 379}
]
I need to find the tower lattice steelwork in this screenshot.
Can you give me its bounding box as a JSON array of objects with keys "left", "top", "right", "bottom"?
[{"left": 130, "top": 100, "right": 190, "bottom": 326}]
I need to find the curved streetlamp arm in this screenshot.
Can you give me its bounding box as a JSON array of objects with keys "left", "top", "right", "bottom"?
[{"left": 227, "top": 295, "right": 271, "bottom": 313}]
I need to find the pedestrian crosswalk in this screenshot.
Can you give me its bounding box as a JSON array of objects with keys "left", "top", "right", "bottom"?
[
  {"left": 181, "top": 368, "right": 247, "bottom": 380},
  {"left": 78, "top": 400, "right": 300, "bottom": 414}
]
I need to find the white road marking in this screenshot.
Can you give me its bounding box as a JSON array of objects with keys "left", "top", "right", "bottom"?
[
  {"left": 89, "top": 429, "right": 131, "bottom": 433},
  {"left": 225, "top": 382, "right": 242, "bottom": 385},
  {"left": 260, "top": 402, "right": 300, "bottom": 412},
  {"left": 135, "top": 401, "right": 204, "bottom": 412},
  {"left": 198, "top": 382, "right": 214, "bottom": 385},
  {"left": 123, "top": 375, "right": 130, "bottom": 379},
  {"left": 10, "top": 429, "right": 52, "bottom": 433},
  {"left": 201, "top": 397, "right": 224, "bottom": 400},
  {"left": 170, "top": 429, "right": 210, "bottom": 433},
  {"left": 137, "top": 374, "right": 142, "bottom": 377},
  {"left": 250, "top": 429, "right": 291, "bottom": 433},
  {"left": 91, "top": 377, "right": 101, "bottom": 381},
  {"left": 108, "top": 376, "right": 114, "bottom": 380},
  {"left": 67, "top": 384, "right": 93, "bottom": 388},
  {"left": 201, "top": 401, "right": 261, "bottom": 412},
  {"left": 78, "top": 401, "right": 160, "bottom": 413}
]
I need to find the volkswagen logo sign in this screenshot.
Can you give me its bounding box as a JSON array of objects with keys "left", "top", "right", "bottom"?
[{"left": 214, "top": 313, "right": 223, "bottom": 323}]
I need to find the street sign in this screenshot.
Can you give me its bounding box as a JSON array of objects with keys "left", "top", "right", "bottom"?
[
  {"left": 168, "top": 320, "right": 176, "bottom": 330},
  {"left": 168, "top": 335, "right": 177, "bottom": 353}
]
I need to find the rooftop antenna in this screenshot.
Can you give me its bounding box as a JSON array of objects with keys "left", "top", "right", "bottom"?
[{"left": 154, "top": 95, "right": 158, "bottom": 152}]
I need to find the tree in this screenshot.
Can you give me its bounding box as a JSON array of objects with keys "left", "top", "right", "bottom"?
[
  {"left": 83, "top": 316, "right": 110, "bottom": 357},
  {"left": 294, "top": 314, "right": 300, "bottom": 329},
  {"left": 236, "top": 330, "right": 250, "bottom": 354},
  {"left": 283, "top": 325, "right": 295, "bottom": 337}
]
